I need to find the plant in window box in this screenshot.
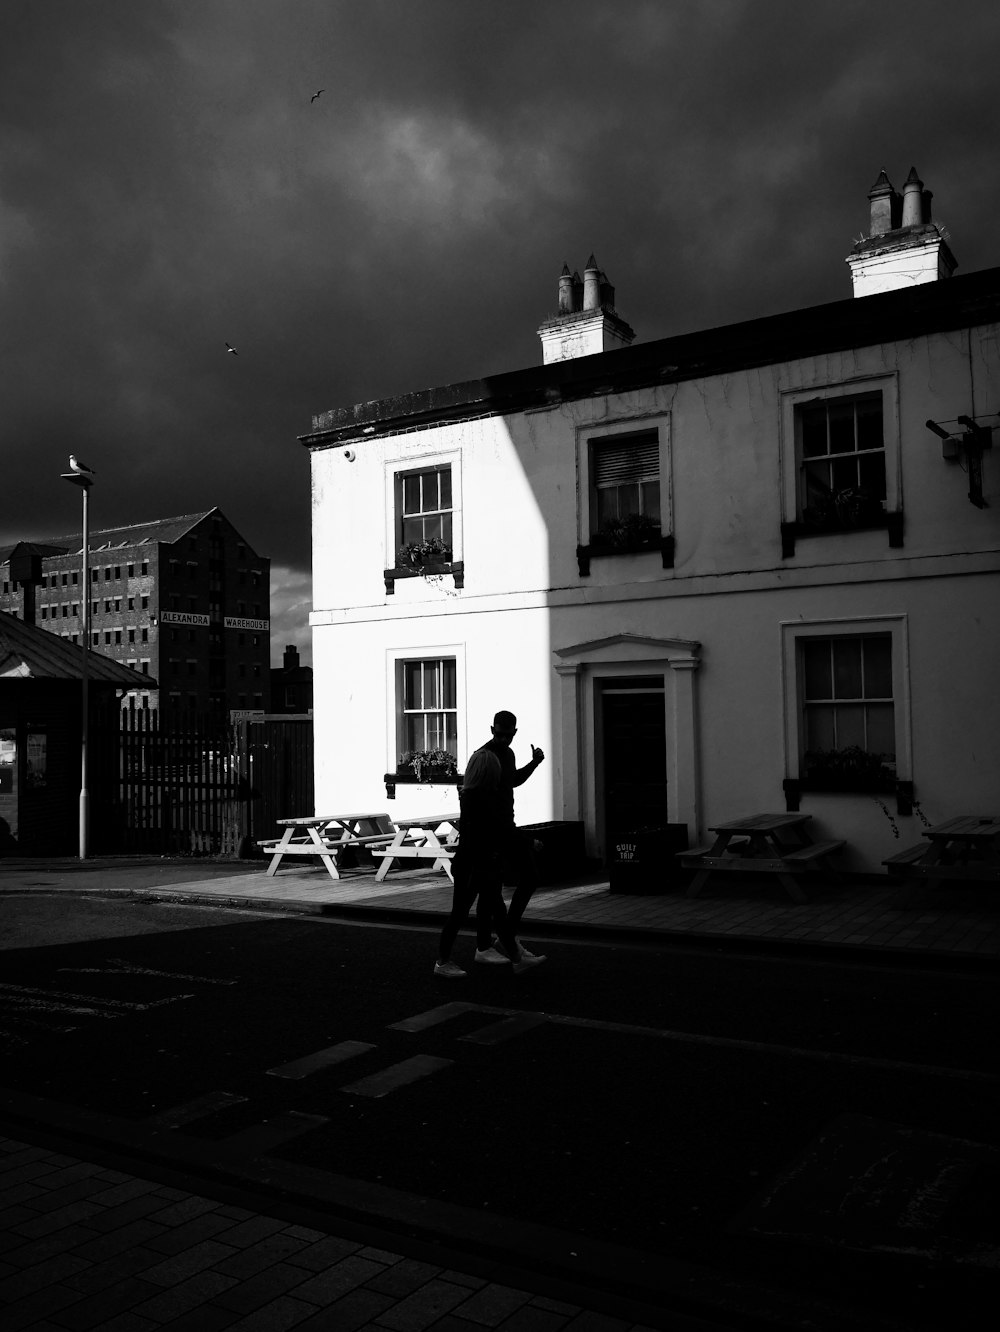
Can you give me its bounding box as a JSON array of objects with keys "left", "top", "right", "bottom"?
[
  {"left": 398, "top": 749, "right": 458, "bottom": 782},
  {"left": 592, "top": 513, "right": 661, "bottom": 551},
  {"left": 803, "top": 487, "right": 883, "bottom": 532},
  {"left": 396, "top": 537, "right": 453, "bottom": 569},
  {"left": 803, "top": 745, "right": 896, "bottom": 790}
]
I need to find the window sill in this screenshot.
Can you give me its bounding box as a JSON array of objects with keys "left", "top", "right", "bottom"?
[
  {"left": 384, "top": 770, "right": 464, "bottom": 799},
  {"left": 784, "top": 776, "right": 912, "bottom": 814},
  {"left": 384, "top": 560, "right": 464, "bottom": 594},
  {"left": 781, "top": 512, "right": 902, "bottom": 557},
  {"left": 577, "top": 534, "right": 674, "bottom": 576}
]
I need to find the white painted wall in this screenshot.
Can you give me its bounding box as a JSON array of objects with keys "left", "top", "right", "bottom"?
[{"left": 310, "top": 318, "right": 1000, "bottom": 872}]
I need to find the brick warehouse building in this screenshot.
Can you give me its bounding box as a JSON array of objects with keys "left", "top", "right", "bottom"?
[{"left": 0, "top": 508, "right": 270, "bottom": 719}]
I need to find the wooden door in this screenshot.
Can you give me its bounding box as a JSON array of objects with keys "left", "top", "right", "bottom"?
[{"left": 600, "top": 678, "right": 667, "bottom": 862}]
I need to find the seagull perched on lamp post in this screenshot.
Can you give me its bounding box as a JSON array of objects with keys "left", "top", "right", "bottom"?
[
  {"left": 69, "top": 455, "right": 96, "bottom": 477},
  {"left": 225, "top": 341, "right": 238, "bottom": 355},
  {"left": 311, "top": 89, "right": 324, "bottom": 103}
]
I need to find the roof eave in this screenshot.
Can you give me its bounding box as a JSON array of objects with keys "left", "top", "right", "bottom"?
[{"left": 299, "top": 266, "right": 1000, "bottom": 450}]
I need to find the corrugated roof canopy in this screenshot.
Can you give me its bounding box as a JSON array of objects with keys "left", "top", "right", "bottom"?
[{"left": 0, "top": 613, "right": 156, "bottom": 686}]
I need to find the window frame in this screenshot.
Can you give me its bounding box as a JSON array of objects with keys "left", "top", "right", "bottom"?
[
  {"left": 397, "top": 466, "right": 454, "bottom": 554},
  {"left": 576, "top": 415, "right": 673, "bottom": 574},
  {"left": 781, "top": 615, "right": 911, "bottom": 798},
  {"left": 398, "top": 658, "right": 457, "bottom": 757},
  {"left": 384, "top": 643, "right": 466, "bottom": 788},
  {"left": 384, "top": 448, "right": 463, "bottom": 593},
  {"left": 780, "top": 374, "right": 902, "bottom": 554},
  {"left": 589, "top": 430, "right": 662, "bottom": 537}
]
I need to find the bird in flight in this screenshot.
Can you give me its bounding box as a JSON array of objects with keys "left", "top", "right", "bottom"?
[
  {"left": 225, "top": 342, "right": 238, "bottom": 355},
  {"left": 311, "top": 89, "right": 324, "bottom": 102},
  {"left": 69, "top": 455, "right": 96, "bottom": 476}
]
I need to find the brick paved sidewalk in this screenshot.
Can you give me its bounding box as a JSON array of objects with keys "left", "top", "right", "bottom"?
[
  {"left": 0, "top": 1137, "right": 668, "bottom": 1332},
  {"left": 5, "top": 856, "right": 997, "bottom": 963},
  {"left": 3, "top": 855, "right": 999, "bottom": 962}
]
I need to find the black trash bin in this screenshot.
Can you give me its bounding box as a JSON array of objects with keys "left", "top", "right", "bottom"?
[
  {"left": 518, "top": 820, "right": 588, "bottom": 884},
  {"left": 608, "top": 823, "right": 689, "bottom": 894}
]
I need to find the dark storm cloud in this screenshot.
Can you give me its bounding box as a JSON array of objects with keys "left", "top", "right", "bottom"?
[{"left": 3, "top": 0, "right": 999, "bottom": 661}]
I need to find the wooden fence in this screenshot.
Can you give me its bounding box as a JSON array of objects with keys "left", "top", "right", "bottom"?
[{"left": 93, "top": 712, "right": 313, "bottom": 856}]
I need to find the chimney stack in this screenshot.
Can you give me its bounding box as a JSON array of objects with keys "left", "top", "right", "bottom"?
[
  {"left": 537, "top": 255, "right": 635, "bottom": 364},
  {"left": 847, "top": 166, "right": 956, "bottom": 297}
]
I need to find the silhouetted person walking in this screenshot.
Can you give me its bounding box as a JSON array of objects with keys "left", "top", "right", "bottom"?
[
  {"left": 478, "top": 709, "right": 546, "bottom": 963},
  {"left": 435, "top": 750, "right": 528, "bottom": 977}
]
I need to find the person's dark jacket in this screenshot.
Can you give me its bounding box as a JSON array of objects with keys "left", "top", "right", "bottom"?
[
  {"left": 479, "top": 739, "right": 528, "bottom": 828},
  {"left": 452, "top": 785, "right": 505, "bottom": 873}
]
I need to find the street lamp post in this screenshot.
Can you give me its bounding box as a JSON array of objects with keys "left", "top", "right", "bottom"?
[{"left": 61, "top": 468, "right": 94, "bottom": 859}]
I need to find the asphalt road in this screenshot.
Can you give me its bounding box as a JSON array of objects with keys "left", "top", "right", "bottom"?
[{"left": 0, "top": 897, "right": 997, "bottom": 1330}]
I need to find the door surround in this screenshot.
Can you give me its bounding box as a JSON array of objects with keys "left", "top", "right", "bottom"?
[{"left": 553, "top": 633, "right": 701, "bottom": 854}]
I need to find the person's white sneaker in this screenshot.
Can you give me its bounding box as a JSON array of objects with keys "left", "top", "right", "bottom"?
[
  {"left": 474, "top": 946, "right": 510, "bottom": 965},
  {"left": 434, "top": 960, "right": 466, "bottom": 978},
  {"left": 515, "top": 940, "right": 546, "bottom": 963}
]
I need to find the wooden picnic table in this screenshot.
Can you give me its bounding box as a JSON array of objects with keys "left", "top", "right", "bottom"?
[
  {"left": 259, "top": 813, "right": 396, "bottom": 879},
  {"left": 679, "top": 812, "right": 845, "bottom": 903},
  {"left": 374, "top": 814, "right": 461, "bottom": 883},
  {"left": 884, "top": 815, "right": 1000, "bottom": 903}
]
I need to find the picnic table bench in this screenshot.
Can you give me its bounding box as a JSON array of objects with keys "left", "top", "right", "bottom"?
[
  {"left": 678, "top": 812, "right": 845, "bottom": 902},
  {"left": 884, "top": 815, "right": 1000, "bottom": 904},
  {"left": 258, "top": 813, "right": 396, "bottom": 879},
  {"left": 373, "top": 814, "right": 461, "bottom": 883}
]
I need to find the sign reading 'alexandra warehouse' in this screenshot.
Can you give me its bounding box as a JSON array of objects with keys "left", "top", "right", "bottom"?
[{"left": 157, "top": 612, "right": 269, "bottom": 631}]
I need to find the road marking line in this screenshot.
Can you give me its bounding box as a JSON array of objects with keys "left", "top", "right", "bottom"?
[
  {"left": 221, "top": 1111, "right": 329, "bottom": 1156},
  {"left": 387, "top": 1002, "right": 474, "bottom": 1032},
  {"left": 59, "top": 958, "right": 237, "bottom": 985},
  {"left": 0, "top": 983, "right": 194, "bottom": 1012},
  {"left": 1, "top": 995, "right": 115, "bottom": 1018},
  {"left": 388, "top": 1002, "right": 996, "bottom": 1084},
  {"left": 341, "top": 1055, "right": 454, "bottom": 1098},
  {"left": 145, "top": 1091, "right": 247, "bottom": 1128},
  {"left": 459, "top": 1013, "right": 549, "bottom": 1045},
  {"left": 267, "top": 1041, "right": 377, "bottom": 1079},
  {"left": 1, "top": 1013, "right": 77, "bottom": 1033},
  {"left": 540, "top": 1013, "right": 1000, "bottom": 1082}
]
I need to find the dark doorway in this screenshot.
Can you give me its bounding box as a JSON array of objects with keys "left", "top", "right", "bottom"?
[{"left": 600, "top": 676, "right": 667, "bottom": 862}]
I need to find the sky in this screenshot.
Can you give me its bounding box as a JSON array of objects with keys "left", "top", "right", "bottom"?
[{"left": 3, "top": 0, "right": 999, "bottom": 666}]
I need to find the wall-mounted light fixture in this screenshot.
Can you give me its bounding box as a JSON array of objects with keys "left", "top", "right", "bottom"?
[{"left": 925, "top": 416, "right": 993, "bottom": 507}]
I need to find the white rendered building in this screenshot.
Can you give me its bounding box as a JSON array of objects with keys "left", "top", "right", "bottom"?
[{"left": 302, "top": 173, "right": 999, "bottom": 876}]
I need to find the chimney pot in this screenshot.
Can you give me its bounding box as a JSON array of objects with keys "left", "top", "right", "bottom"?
[
  {"left": 902, "top": 166, "right": 924, "bottom": 227},
  {"left": 558, "top": 264, "right": 574, "bottom": 314},
  {"left": 867, "top": 170, "right": 898, "bottom": 237},
  {"left": 583, "top": 255, "right": 601, "bottom": 311}
]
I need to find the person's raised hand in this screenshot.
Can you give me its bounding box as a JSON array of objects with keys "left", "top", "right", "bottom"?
[{"left": 531, "top": 744, "right": 545, "bottom": 765}]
